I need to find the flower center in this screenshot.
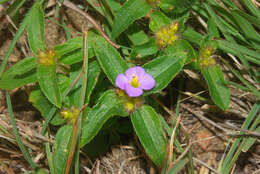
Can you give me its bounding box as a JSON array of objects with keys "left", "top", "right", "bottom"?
[{"left": 130, "top": 74, "right": 140, "bottom": 88}]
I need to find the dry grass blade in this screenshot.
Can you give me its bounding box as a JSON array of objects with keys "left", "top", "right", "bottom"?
[
  {"left": 63, "top": 0, "right": 120, "bottom": 49},
  {"left": 169, "top": 116, "right": 181, "bottom": 167}
]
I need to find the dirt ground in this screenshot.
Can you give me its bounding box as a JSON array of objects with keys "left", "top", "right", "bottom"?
[{"left": 0, "top": 1, "right": 259, "bottom": 174}]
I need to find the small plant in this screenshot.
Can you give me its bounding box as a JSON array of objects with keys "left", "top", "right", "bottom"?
[{"left": 0, "top": 0, "right": 259, "bottom": 173}]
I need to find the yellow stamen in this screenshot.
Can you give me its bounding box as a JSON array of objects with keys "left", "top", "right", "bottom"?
[{"left": 130, "top": 74, "right": 140, "bottom": 88}]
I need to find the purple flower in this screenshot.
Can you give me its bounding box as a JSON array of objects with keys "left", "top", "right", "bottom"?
[{"left": 116, "top": 66, "right": 155, "bottom": 97}]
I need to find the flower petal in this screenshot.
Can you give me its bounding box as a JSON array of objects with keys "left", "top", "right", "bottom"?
[
  {"left": 139, "top": 73, "right": 155, "bottom": 90},
  {"left": 125, "top": 66, "right": 145, "bottom": 79},
  {"left": 125, "top": 83, "right": 143, "bottom": 97},
  {"left": 116, "top": 74, "right": 128, "bottom": 90}
]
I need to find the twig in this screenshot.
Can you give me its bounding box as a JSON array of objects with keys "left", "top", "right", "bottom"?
[
  {"left": 181, "top": 103, "right": 229, "bottom": 132},
  {"left": 64, "top": 31, "right": 89, "bottom": 174},
  {"left": 169, "top": 116, "right": 181, "bottom": 166},
  {"left": 79, "top": 103, "right": 89, "bottom": 113},
  {"left": 191, "top": 11, "right": 207, "bottom": 29},
  {"left": 96, "top": 160, "right": 100, "bottom": 174},
  {"left": 41, "top": 63, "right": 82, "bottom": 135},
  {"left": 64, "top": 114, "right": 79, "bottom": 174},
  {"left": 193, "top": 157, "right": 221, "bottom": 174},
  {"left": 219, "top": 122, "right": 260, "bottom": 138},
  {"left": 118, "top": 155, "right": 142, "bottom": 174},
  {"left": 152, "top": 96, "right": 177, "bottom": 120},
  {"left": 63, "top": 0, "right": 120, "bottom": 49},
  {"left": 253, "top": 168, "right": 260, "bottom": 174},
  {"left": 168, "top": 141, "right": 191, "bottom": 170},
  {"left": 252, "top": 0, "right": 260, "bottom": 7},
  {"left": 75, "top": 30, "right": 89, "bottom": 174}
]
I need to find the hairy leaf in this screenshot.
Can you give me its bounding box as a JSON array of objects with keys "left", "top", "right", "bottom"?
[
  {"left": 111, "top": 0, "right": 151, "bottom": 39},
  {"left": 143, "top": 52, "right": 186, "bottom": 94},
  {"left": 94, "top": 36, "right": 129, "bottom": 85},
  {"left": 131, "top": 105, "right": 166, "bottom": 166},
  {"left": 201, "top": 65, "right": 230, "bottom": 110},
  {"left": 0, "top": 57, "right": 37, "bottom": 89},
  {"left": 80, "top": 90, "right": 127, "bottom": 147},
  {"left": 37, "top": 64, "right": 62, "bottom": 108}
]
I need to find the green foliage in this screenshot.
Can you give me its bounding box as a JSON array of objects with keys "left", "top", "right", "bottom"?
[
  {"left": 0, "top": 0, "right": 9, "bottom": 3},
  {"left": 53, "top": 125, "right": 73, "bottom": 174},
  {"left": 0, "top": 57, "right": 37, "bottom": 89},
  {"left": 201, "top": 65, "right": 230, "bottom": 110},
  {"left": 80, "top": 90, "right": 127, "bottom": 147},
  {"left": 2, "top": 0, "right": 260, "bottom": 172},
  {"left": 27, "top": 2, "right": 46, "bottom": 54},
  {"left": 37, "top": 64, "right": 62, "bottom": 108},
  {"left": 131, "top": 105, "right": 166, "bottom": 166},
  {"left": 94, "top": 36, "right": 129, "bottom": 85},
  {"left": 69, "top": 61, "right": 101, "bottom": 106},
  {"left": 111, "top": 0, "right": 152, "bottom": 39},
  {"left": 143, "top": 52, "right": 186, "bottom": 94},
  {"left": 149, "top": 11, "right": 171, "bottom": 32}
]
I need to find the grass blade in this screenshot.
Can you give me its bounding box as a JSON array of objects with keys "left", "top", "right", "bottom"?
[
  {"left": 6, "top": 92, "right": 37, "bottom": 169},
  {"left": 221, "top": 102, "right": 260, "bottom": 173}
]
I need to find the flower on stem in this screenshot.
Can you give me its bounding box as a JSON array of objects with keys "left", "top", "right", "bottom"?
[
  {"left": 116, "top": 66, "right": 155, "bottom": 97},
  {"left": 115, "top": 89, "right": 143, "bottom": 112},
  {"left": 200, "top": 47, "right": 216, "bottom": 67},
  {"left": 37, "top": 49, "right": 57, "bottom": 66},
  {"left": 60, "top": 107, "right": 79, "bottom": 124},
  {"left": 155, "top": 22, "right": 179, "bottom": 48}
]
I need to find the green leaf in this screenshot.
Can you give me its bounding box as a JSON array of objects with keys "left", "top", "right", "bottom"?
[
  {"left": 55, "top": 32, "right": 96, "bottom": 59},
  {"left": 217, "top": 40, "right": 260, "bottom": 62},
  {"left": 86, "top": 0, "right": 108, "bottom": 17},
  {"left": 80, "top": 90, "right": 127, "bottom": 147},
  {"left": 29, "top": 86, "right": 53, "bottom": 119},
  {"left": 55, "top": 37, "right": 83, "bottom": 57},
  {"left": 111, "top": 0, "right": 151, "bottom": 39},
  {"left": 161, "top": 0, "right": 191, "bottom": 6},
  {"left": 204, "top": 3, "right": 234, "bottom": 42},
  {"left": 0, "top": 0, "right": 9, "bottom": 3},
  {"left": 0, "top": 4, "right": 29, "bottom": 78},
  {"left": 37, "top": 64, "right": 62, "bottom": 108},
  {"left": 149, "top": 10, "right": 171, "bottom": 32},
  {"left": 131, "top": 105, "right": 166, "bottom": 166},
  {"left": 166, "top": 157, "right": 189, "bottom": 174},
  {"left": 207, "top": 18, "right": 219, "bottom": 39},
  {"left": 164, "top": 39, "right": 197, "bottom": 63},
  {"left": 242, "top": 112, "right": 260, "bottom": 152},
  {"left": 231, "top": 10, "right": 260, "bottom": 49},
  {"left": 182, "top": 27, "right": 204, "bottom": 46},
  {"left": 143, "top": 52, "right": 186, "bottom": 94},
  {"left": 69, "top": 61, "right": 101, "bottom": 106},
  {"left": 130, "top": 38, "right": 159, "bottom": 59},
  {"left": 127, "top": 24, "right": 149, "bottom": 45},
  {"left": 105, "top": 0, "right": 122, "bottom": 14},
  {"left": 53, "top": 125, "right": 73, "bottom": 174},
  {"left": 221, "top": 101, "right": 260, "bottom": 173},
  {"left": 86, "top": 0, "right": 114, "bottom": 25},
  {"left": 27, "top": 2, "right": 46, "bottom": 54},
  {"left": 240, "top": 0, "right": 260, "bottom": 19},
  {"left": 6, "top": 0, "right": 26, "bottom": 17},
  {"left": 0, "top": 57, "right": 37, "bottom": 89},
  {"left": 59, "top": 48, "right": 95, "bottom": 65},
  {"left": 233, "top": 9, "right": 260, "bottom": 29},
  {"left": 94, "top": 36, "right": 129, "bottom": 85},
  {"left": 29, "top": 74, "right": 70, "bottom": 125},
  {"left": 201, "top": 65, "right": 230, "bottom": 110},
  {"left": 6, "top": 92, "right": 37, "bottom": 169}
]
